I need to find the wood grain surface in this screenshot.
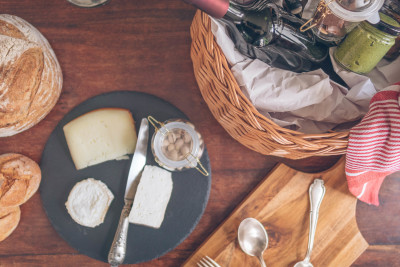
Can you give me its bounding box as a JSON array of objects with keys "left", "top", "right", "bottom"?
[
  {"left": 0, "top": 0, "right": 399, "bottom": 266},
  {"left": 183, "top": 158, "right": 369, "bottom": 267}
]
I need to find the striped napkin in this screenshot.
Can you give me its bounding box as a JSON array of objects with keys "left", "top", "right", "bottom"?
[{"left": 345, "top": 83, "right": 400, "bottom": 206}]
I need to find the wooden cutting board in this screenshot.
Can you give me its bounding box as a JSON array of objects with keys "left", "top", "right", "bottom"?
[{"left": 183, "top": 157, "right": 369, "bottom": 267}]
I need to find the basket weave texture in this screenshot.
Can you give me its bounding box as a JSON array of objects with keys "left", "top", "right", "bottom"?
[{"left": 190, "top": 11, "right": 351, "bottom": 160}]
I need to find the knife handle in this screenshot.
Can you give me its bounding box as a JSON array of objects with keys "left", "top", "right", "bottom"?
[{"left": 108, "top": 201, "right": 133, "bottom": 267}]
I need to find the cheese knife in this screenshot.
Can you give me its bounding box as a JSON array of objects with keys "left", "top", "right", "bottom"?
[{"left": 108, "top": 118, "right": 149, "bottom": 267}]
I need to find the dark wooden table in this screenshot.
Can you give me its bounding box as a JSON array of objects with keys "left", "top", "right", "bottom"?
[{"left": 0, "top": 1, "right": 399, "bottom": 266}]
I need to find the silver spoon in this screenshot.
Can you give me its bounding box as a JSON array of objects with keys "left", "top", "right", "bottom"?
[
  {"left": 238, "top": 218, "right": 268, "bottom": 267},
  {"left": 294, "top": 179, "right": 326, "bottom": 267},
  {"left": 68, "top": 0, "right": 110, "bottom": 8}
]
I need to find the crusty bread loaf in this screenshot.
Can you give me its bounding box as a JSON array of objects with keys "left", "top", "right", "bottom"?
[
  {"left": 0, "top": 153, "right": 41, "bottom": 208},
  {"left": 65, "top": 178, "right": 114, "bottom": 228},
  {"left": 0, "top": 206, "right": 20, "bottom": 242},
  {"left": 0, "top": 14, "right": 63, "bottom": 137}
]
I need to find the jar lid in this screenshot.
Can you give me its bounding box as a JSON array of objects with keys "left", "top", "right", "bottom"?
[
  {"left": 369, "top": 12, "right": 400, "bottom": 36},
  {"left": 324, "top": 0, "right": 384, "bottom": 23}
]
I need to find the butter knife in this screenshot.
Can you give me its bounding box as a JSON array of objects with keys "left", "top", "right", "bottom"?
[{"left": 108, "top": 118, "right": 149, "bottom": 267}]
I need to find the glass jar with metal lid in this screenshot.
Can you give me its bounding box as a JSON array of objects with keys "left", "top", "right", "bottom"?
[
  {"left": 148, "top": 116, "right": 208, "bottom": 176},
  {"left": 333, "top": 12, "right": 400, "bottom": 74},
  {"left": 301, "top": 0, "right": 385, "bottom": 43}
]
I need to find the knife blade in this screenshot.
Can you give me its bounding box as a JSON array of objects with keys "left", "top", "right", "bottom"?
[
  {"left": 124, "top": 118, "right": 149, "bottom": 201},
  {"left": 108, "top": 118, "right": 149, "bottom": 267}
]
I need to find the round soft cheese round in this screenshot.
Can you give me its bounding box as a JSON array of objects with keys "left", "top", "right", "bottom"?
[{"left": 65, "top": 178, "right": 114, "bottom": 228}]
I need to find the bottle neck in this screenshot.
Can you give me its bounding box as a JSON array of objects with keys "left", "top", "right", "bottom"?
[{"left": 224, "top": 4, "right": 246, "bottom": 21}]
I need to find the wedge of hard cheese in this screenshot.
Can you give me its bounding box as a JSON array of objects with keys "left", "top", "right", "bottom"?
[
  {"left": 63, "top": 108, "right": 137, "bottom": 170},
  {"left": 129, "top": 165, "right": 173, "bottom": 229}
]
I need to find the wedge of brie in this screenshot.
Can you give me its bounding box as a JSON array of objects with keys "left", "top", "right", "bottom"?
[{"left": 65, "top": 178, "right": 114, "bottom": 228}]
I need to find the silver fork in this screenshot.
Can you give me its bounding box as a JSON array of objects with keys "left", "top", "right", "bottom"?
[{"left": 197, "top": 256, "right": 221, "bottom": 267}]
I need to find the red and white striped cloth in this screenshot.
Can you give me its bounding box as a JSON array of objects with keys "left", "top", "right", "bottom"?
[{"left": 346, "top": 83, "right": 400, "bottom": 206}]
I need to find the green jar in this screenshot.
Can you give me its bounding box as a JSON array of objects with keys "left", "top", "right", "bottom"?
[{"left": 334, "top": 13, "right": 400, "bottom": 74}]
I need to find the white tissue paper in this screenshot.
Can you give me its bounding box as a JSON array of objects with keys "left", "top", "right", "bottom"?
[{"left": 210, "top": 18, "right": 400, "bottom": 133}]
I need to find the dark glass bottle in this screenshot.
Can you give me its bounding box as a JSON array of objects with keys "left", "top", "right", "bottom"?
[{"left": 184, "top": 0, "right": 328, "bottom": 72}]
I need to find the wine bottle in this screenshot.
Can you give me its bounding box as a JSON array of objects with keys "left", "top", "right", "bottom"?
[{"left": 184, "top": 0, "right": 328, "bottom": 72}]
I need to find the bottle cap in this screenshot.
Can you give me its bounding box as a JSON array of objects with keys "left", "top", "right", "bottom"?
[{"left": 183, "top": 0, "right": 229, "bottom": 18}]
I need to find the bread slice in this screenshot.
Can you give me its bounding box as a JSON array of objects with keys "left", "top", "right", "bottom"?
[
  {"left": 65, "top": 178, "right": 114, "bottom": 228},
  {"left": 0, "top": 153, "right": 41, "bottom": 208},
  {"left": 129, "top": 165, "right": 173, "bottom": 229},
  {"left": 63, "top": 108, "right": 137, "bottom": 170},
  {"left": 0, "top": 206, "right": 21, "bottom": 242}
]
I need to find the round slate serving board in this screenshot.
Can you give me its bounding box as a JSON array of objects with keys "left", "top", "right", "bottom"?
[{"left": 40, "top": 91, "right": 211, "bottom": 264}]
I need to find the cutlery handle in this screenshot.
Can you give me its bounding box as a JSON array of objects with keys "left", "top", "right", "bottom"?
[
  {"left": 258, "top": 254, "right": 267, "bottom": 267},
  {"left": 305, "top": 179, "right": 325, "bottom": 261},
  {"left": 108, "top": 201, "right": 133, "bottom": 267}
]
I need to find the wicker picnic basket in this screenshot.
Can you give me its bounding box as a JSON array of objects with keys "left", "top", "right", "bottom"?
[{"left": 189, "top": 11, "right": 351, "bottom": 160}]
